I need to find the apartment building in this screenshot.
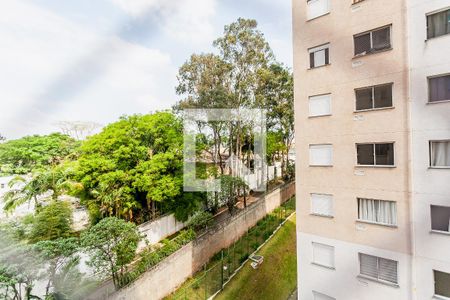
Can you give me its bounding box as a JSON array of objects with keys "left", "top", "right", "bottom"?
[{"left": 292, "top": 0, "right": 450, "bottom": 299}]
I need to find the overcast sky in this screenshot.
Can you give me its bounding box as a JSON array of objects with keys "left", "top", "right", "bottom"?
[{"left": 0, "top": 0, "right": 292, "bottom": 139}]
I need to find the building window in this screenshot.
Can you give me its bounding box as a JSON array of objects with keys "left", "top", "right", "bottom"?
[
  {"left": 312, "top": 242, "right": 335, "bottom": 269},
  {"left": 309, "top": 144, "right": 333, "bottom": 166},
  {"left": 428, "top": 74, "right": 450, "bottom": 102},
  {"left": 311, "top": 194, "right": 333, "bottom": 217},
  {"left": 309, "top": 94, "right": 331, "bottom": 117},
  {"left": 356, "top": 143, "right": 394, "bottom": 166},
  {"left": 434, "top": 270, "right": 450, "bottom": 298},
  {"left": 427, "top": 9, "right": 450, "bottom": 39},
  {"left": 431, "top": 205, "right": 450, "bottom": 233},
  {"left": 430, "top": 141, "right": 450, "bottom": 167},
  {"left": 354, "top": 25, "right": 391, "bottom": 56},
  {"left": 359, "top": 253, "right": 398, "bottom": 285},
  {"left": 309, "top": 44, "right": 330, "bottom": 69},
  {"left": 357, "top": 198, "right": 397, "bottom": 226},
  {"left": 313, "top": 291, "right": 336, "bottom": 300},
  {"left": 307, "top": 0, "right": 330, "bottom": 20},
  {"left": 355, "top": 83, "right": 393, "bottom": 111}
]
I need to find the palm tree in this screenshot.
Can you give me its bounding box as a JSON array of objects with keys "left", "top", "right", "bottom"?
[{"left": 2, "top": 166, "right": 74, "bottom": 213}]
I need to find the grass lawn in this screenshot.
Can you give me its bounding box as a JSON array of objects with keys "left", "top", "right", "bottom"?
[{"left": 215, "top": 213, "right": 297, "bottom": 300}]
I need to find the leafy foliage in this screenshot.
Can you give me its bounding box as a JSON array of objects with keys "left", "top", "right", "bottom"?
[
  {"left": 81, "top": 217, "right": 141, "bottom": 288},
  {"left": 0, "top": 133, "right": 79, "bottom": 175},
  {"left": 29, "top": 201, "right": 73, "bottom": 243},
  {"left": 75, "top": 112, "right": 201, "bottom": 223}
]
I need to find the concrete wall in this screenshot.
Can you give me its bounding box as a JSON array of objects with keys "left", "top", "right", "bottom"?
[
  {"left": 407, "top": 1, "right": 450, "bottom": 299},
  {"left": 137, "top": 214, "right": 186, "bottom": 251},
  {"left": 88, "top": 182, "right": 295, "bottom": 300}
]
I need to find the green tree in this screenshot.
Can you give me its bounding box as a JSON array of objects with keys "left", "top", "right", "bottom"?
[
  {"left": 29, "top": 201, "right": 73, "bottom": 243},
  {"left": 76, "top": 112, "right": 200, "bottom": 223},
  {"left": 0, "top": 133, "right": 79, "bottom": 175},
  {"left": 2, "top": 165, "right": 75, "bottom": 213},
  {"left": 0, "top": 229, "right": 42, "bottom": 300},
  {"left": 256, "top": 63, "right": 294, "bottom": 177},
  {"left": 81, "top": 217, "right": 141, "bottom": 289},
  {"left": 216, "top": 175, "right": 248, "bottom": 215}
]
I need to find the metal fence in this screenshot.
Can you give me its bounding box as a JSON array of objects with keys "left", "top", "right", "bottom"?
[{"left": 170, "top": 196, "right": 296, "bottom": 300}]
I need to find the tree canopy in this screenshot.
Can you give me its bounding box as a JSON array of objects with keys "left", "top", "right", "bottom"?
[{"left": 0, "top": 133, "right": 79, "bottom": 175}]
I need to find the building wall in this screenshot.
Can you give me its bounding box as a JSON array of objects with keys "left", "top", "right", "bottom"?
[
  {"left": 293, "top": 0, "right": 413, "bottom": 298},
  {"left": 407, "top": 0, "right": 450, "bottom": 299},
  {"left": 298, "top": 232, "right": 412, "bottom": 300}
]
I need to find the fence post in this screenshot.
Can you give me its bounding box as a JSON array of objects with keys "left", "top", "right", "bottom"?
[{"left": 221, "top": 250, "right": 224, "bottom": 290}]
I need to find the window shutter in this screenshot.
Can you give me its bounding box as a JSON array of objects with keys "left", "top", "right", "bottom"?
[
  {"left": 307, "top": 0, "right": 330, "bottom": 20},
  {"left": 312, "top": 242, "right": 334, "bottom": 268},
  {"left": 359, "top": 253, "right": 378, "bottom": 279},
  {"left": 324, "top": 48, "right": 329, "bottom": 64},
  {"left": 311, "top": 194, "right": 333, "bottom": 216},
  {"left": 310, "top": 52, "right": 315, "bottom": 68},
  {"left": 378, "top": 257, "right": 398, "bottom": 284},
  {"left": 309, "top": 144, "right": 333, "bottom": 166},
  {"left": 309, "top": 94, "right": 331, "bottom": 116},
  {"left": 314, "top": 50, "right": 326, "bottom": 67}
]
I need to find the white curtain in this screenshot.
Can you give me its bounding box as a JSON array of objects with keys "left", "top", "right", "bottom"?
[
  {"left": 432, "top": 141, "right": 450, "bottom": 167},
  {"left": 428, "top": 11, "right": 448, "bottom": 38},
  {"left": 358, "top": 198, "right": 397, "bottom": 225}
]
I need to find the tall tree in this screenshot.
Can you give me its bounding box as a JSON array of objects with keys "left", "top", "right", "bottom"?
[
  {"left": 0, "top": 133, "right": 79, "bottom": 175},
  {"left": 256, "top": 63, "right": 294, "bottom": 177}
]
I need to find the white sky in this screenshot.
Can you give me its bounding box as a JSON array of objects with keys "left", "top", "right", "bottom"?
[{"left": 0, "top": 0, "right": 292, "bottom": 139}]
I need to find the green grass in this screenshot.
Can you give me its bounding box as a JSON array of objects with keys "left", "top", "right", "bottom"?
[{"left": 215, "top": 213, "right": 297, "bottom": 300}]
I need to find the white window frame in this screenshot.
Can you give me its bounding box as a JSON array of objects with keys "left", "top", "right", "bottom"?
[
  {"left": 358, "top": 253, "right": 399, "bottom": 286},
  {"left": 430, "top": 140, "right": 450, "bottom": 169},
  {"left": 309, "top": 93, "right": 332, "bottom": 117},
  {"left": 311, "top": 193, "right": 334, "bottom": 217},
  {"left": 356, "top": 142, "right": 395, "bottom": 167},
  {"left": 357, "top": 197, "right": 397, "bottom": 227},
  {"left": 309, "top": 144, "right": 333, "bottom": 167},
  {"left": 312, "top": 242, "right": 335, "bottom": 269},
  {"left": 308, "top": 43, "right": 330, "bottom": 69},
  {"left": 433, "top": 269, "right": 450, "bottom": 299},
  {"left": 427, "top": 74, "right": 450, "bottom": 103}
]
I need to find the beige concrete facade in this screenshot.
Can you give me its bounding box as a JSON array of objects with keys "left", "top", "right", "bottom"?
[
  {"left": 294, "top": 0, "right": 450, "bottom": 299},
  {"left": 293, "top": 0, "right": 411, "bottom": 250}
]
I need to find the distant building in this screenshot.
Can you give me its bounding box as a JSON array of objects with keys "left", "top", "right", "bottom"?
[{"left": 292, "top": 0, "right": 450, "bottom": 299}]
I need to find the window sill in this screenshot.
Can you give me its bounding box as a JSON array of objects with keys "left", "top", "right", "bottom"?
[
  {"left": 354, "top": 106, "right": 394, "bottom": 113},
  {"left": 310, "top": 213, "right": 334, "bottom": 219},
  {"left": 307, "top": 64, "right": 331, "bottom": 71},
  {"left": 352, "top": 47, "right": 393, "bottom": 59},
  {"left": 428, "top": 166, "right": 450, "bottom": 170},
  {"left": 310, "top": 165, "right": 333, "bottom": 167},
  {"left": 433, "top": 294, "right": 450, "bottom": 300},
  {"left": 306, "top": 12, "right": 330, "bottom": 22},
  {"left": 430, "top": 230, "right": 450, "bottom": 236},
  {"left": 427, "top": 99, "right": 450, "bottom": 105},
  {"left": 309, "top": 114, "right": 332, "bottom": 118},
  {"left": 357, "top": 275, "right": 399, "bottom": 288},
  {"left": 311, "top": 262, "right": 335, "bottom": 270},
  {"left": 355, "top": 165, "right": 396, "bottom": 168},
  {"left": 356, "top": 219, "right": 398, "bottom": 228},
  {"left": 425, "top": 32, "right": 450, "bottom": 42}
]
